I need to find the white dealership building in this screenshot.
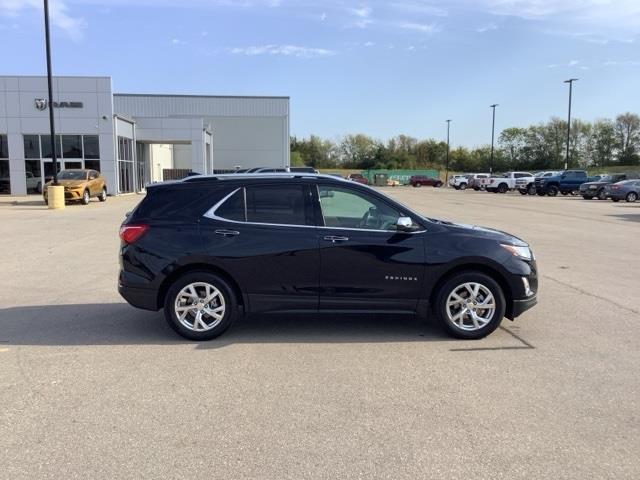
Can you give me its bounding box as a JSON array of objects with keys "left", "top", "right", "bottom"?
[{"left": 0, "top": 75, "right": 290, "bottom": 195}]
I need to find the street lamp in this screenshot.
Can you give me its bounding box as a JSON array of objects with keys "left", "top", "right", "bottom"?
[
  {"left": 43, "top": 0, "right": 58, "bottom": 185},
  {"left": 489, "top": 104, "right": 498, "bottom": 174},
  {"left": 564, "top": 78, "right": 578, "bottom": 170},
  {"left": 445, "top": 119, "right": 451, "bottom": 186}
]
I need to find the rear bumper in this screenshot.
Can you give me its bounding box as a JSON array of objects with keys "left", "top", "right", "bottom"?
[{"left": 118, "top": 281, "right": 159, "bottom": 311}]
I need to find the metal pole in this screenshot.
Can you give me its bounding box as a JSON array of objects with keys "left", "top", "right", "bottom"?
[
  {"left": 490, "top": 104, "right": 498, "bottom": 174},
  {"left": 564, "top": 78, "right": 578, "bottom": 170},
  {"left": 445, "top": 120, "right": 451, "bottom": 186},
  {"left": 44, "top": 0, "right": 58, "bottom": 184}
]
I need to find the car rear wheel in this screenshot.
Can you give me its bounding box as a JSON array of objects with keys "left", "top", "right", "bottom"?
[
  {"left": 582, "top": 195, "right": 593, "bottom": 200},
  {"left": 164, "top": 272, "right": 237, "bottom": 341},
  {"left": 626, "top": 192, "right": 638, "bottom": 203},
  {"left": 415, "top": 182, "right": 422, "bottom": 187},
  {"left": 547, "top": 186, "right": 559, "bottom": 197},
  {"left": 497, "top": 183, "right": 508, "bottom": 194},
  {"left": 81, "top": 189, "right": 90, "bottom": 205},
  {"left": 435, "top": 182, "right": 443, "bottom": 188},
  {"left": 459, "top": 183, "right": 467, "bottom": 190},
  {"left": 434, "top": 272, "right": 506, "bottom": 339},
  {"left": 527, "top": 184, "right": 536, "bottom": 195},
  {"left": 98, "top": 187, "right": 107, "bottom": 202}
]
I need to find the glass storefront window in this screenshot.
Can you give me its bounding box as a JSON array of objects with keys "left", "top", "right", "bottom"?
[
  {"left": 25, "top": 160, "right": 43, "bottom": 193},
  {"left": 61, "top": 135, "right": 82, "bottom": 158},
  {"left": 41, "top": 135, "right": 61, "bottom": 159},
  {"left": 23, "top": 135, "right": 41, "bottom": 159},
  {"left": 83, "top": 136, "right": 99, "bottom": 159},
  {"left": 0, "top": 160, "right": 10, "bottom": 194},
  {"left": 84, "top": 160, "right": 100, "bottom": 171},
  {"left": 0, "top": 135, "right": 8, "bottom": 158}
]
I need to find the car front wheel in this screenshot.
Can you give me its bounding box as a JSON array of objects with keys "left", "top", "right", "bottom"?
[
  {"left": 415, "top": 182, "right": 422, "bottom": 187},
  {"left": 434, "top": 272, "right": 506, "bottom": 339},
  {"left": 164, "top": 272, "right": 238, "bottom": 341},
  {"left": 81, "top": 189, "right": 90, "bottom": 205},
  {"left": 627, "top": 192, "right": 638, "bottom": 203},
  {"left": 547, "top": 186, "right": 559, "bottom": 197}
]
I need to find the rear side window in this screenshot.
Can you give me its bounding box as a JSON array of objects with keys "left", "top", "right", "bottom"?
[
  {"left": 246, "top": 184, "right": 309, "bottom": 226},
  {"left": 131, "top": 186, "right": 213, "bottom": 221}
]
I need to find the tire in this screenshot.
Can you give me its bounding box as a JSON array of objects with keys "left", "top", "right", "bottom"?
[
  {"left": 519, "top": 189, "right": 528, "bottom": 195},
  {"left": 547, "top": 185, "right": 559, "bottom": 197},
  {"left": 536, "top": 191, "right": 546, "bottom": 197},
  {"left": 582, "top": 195, "right": 593, "bottom": 200},
  {"left": 164, "top": 272, "right": 238, "bottom": 341},
  {"left": 527, "top": 184, "right": 536, "bottom": 195},
  {"left": 81, "top": 189, "right": 90, "bottom": 205},
  {"left": 415, "top": 182, "right": 422, "bottom": 187},
  {"left": 626, "top": 192, "right": 638, "bottom": 203},
  {"left": 612, "top": 198, "right": 620, "bottom": 203},
  {"left": 473, "top": 187, "right": 480, "bottom": 191},
  {"left": 454, "top": 186, "right": 460, "bottom": 190},
  {"left": 570, "top": 190, "right": 579, "bottom": 196},
  {"left": 435, "top": 182, "right": 443, "bottom": 188},
  {"left": 459, "top": 183, "right": 467, "bottom": 191},
  {"left": 497, "top": 183, "right": 508, "bottom": 194},
  {"left": 434, "top": 271, "right": 506, "bottom": 340},
  {"left": 98, "top": 187, "right": 107, "bottom": 202},
  {"left": 597, "top": 189, "right": 607, "bottom": 200},
  {"left": 561, "top": 191, "right": 568, "bottom": 196}
]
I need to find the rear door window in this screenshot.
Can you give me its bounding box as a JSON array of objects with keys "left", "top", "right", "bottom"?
[{"left": 245, "top": 184, "right": 312, "bottom": 226}]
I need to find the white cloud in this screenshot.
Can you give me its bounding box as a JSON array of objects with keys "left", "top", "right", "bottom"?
[
  {"left": 230, "top": 44, "right": 336, "bottom": 58},
  {"left": 350, "top": 6, "right": 372, "bottom": 18},
  {"left": 483, "top": 0, "right": 640, "bottom": 40},
  {"left": 364, "top": 41, "right": 375, "bottom": 46},
  {"left": 603, "top": 60, "right": 640, "bottom": 67},
  {"left": 172, "top": 37, "right": 187, "bottom": 45},
  {"left": 389, "top": 2, "right": 448, "bottom": 17},
  {"left": 0, "top": 0, "right": 86, "bottom": 40},
  {"left": 476, "top": 22, "right": 498, "bottom": 33},
  {"left": 320, "top": 12, "right": 327, "bottom": 21},
  {"left": 397, "top": 21, "right": 440, "bottom": 33}
]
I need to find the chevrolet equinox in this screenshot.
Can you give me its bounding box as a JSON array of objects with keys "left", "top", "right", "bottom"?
[{"left": 119, "top": 174, "right": 538, "bottom": 340}]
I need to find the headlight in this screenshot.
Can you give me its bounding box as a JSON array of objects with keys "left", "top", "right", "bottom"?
[{"left": 500, "top": 244, "right": 533, "bottom": 261}]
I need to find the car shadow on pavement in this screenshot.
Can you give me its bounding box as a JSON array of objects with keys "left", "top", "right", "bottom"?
[
  {"left": 0, "top": 302, "right": 451, "bottom": 347},
  {"left": 607, "top": 213, "right": 640, "bottom": 223}
]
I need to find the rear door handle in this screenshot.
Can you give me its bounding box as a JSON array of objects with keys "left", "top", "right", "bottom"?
[
  {"left": 323, "top": 235, "right": 349, "bottom": 243},
  {"left": 215, "top": 229, "right": 240, "bottom": 237}
]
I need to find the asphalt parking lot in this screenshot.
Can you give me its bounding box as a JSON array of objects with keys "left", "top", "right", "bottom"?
[{"left": 1, "top": 188, "right": 638, "bottom": 479}]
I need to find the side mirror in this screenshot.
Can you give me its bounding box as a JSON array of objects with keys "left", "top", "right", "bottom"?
[{"left": 396, "top": 216, "right": 418, "bottom": 232}]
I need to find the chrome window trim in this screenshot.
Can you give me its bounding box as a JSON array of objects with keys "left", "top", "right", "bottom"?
[{"left": 203, "top": 184, "right": 427, "bottom": 234}]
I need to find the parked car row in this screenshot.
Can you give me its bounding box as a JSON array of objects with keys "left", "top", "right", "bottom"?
[{"left": 450, "top": 169, "right": 640, "bottom": 203}]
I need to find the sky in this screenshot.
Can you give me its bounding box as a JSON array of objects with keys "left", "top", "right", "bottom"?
[{"left": 1, "top": 0, "right": 639, "bottom": 147}]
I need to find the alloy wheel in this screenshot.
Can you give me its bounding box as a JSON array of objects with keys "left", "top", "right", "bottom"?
[
  {"left": 445, "top": 282, "right": 496, "bottom": 331},
  {"left": 174, "top": 282, "right": 226, "bottom": 332},
  {"left": 627, "top": 192, "right": 638, "bottom": 203}
]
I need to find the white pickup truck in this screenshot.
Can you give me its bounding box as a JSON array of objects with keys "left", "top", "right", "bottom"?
[
  {"left": 482, "top": 171, "right": 536, "bottom": 194},
  {"left": 448, "top": 174, "right": 471, "bottom": 190}
]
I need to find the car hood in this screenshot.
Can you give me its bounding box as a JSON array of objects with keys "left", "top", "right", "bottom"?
[{"left": 427, "top": 217, "right": 528, "bottom": 246}]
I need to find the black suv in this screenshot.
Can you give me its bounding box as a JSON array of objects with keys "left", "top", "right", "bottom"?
[{"left": 119, "top": 174, "right": 538, "bottom": 340}]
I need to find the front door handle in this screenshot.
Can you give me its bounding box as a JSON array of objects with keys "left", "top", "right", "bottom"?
[
  {"left": 215, "top": 229, "right": 240, "bottom": 237},
  {"left": 323, "top": 235, "right": 349, "bottom": 243}
]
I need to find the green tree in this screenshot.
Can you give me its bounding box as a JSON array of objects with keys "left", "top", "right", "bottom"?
[{"left": 614, "top": 113, "right": 640, "bottom": 165}]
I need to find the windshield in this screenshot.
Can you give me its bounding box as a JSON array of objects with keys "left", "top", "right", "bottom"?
[
  {"left": 58, "top": 171, "right": 87, "bottom": 180},
  {"left": 597, "top": 175, "right": 612, "bottom": 182}
]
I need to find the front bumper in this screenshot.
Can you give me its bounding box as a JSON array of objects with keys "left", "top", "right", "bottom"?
[{"left": 511, "top": 294, "right": 538, "bottom": 318}]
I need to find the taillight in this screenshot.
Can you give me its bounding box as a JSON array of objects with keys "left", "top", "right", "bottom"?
[{"left": 119, "top": 224, "right": 149, "bottom": 244}]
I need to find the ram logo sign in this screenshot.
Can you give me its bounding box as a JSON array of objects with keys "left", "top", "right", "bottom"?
[{"left": 34, "top": 99, "right": 83, "bottom": 110}]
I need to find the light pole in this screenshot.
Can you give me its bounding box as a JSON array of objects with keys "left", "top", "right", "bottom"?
[
  {"left": 564, "top": 78, "right": 578, "bottom": 170},
  {"left": 489, "top": 104, "right": 498, "bottom": 174},
  {"left": 445, "top": 120, "right": 451, "bottom": 186},
  {"left": 43, "top": 0, "right": 58, "bottom": 185}
]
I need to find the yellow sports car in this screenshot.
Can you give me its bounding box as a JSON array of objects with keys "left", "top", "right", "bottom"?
[{"left": 43, "top": 169, "right": 107, "bottom": 205}]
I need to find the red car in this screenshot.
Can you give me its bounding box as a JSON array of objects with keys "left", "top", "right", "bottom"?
[
  {"left": 409, "top": 175, "right": 443, "bottom": 187},
  {"left": 347, "top": 173, "right": 369, "bottom": 185}
]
